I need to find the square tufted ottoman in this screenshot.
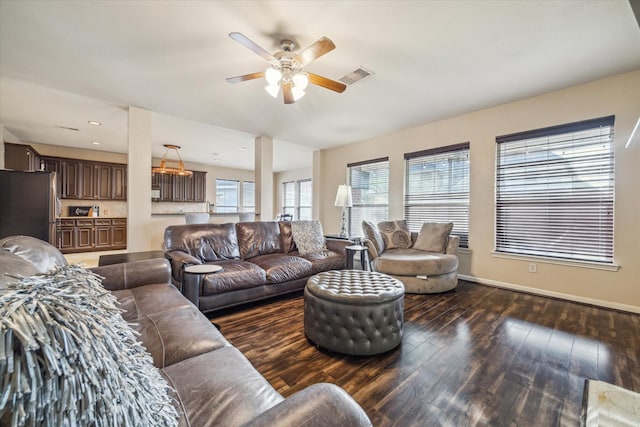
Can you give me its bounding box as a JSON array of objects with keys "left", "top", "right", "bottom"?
[{"left": 304, "top": 270, "right": 405, "bottom": 356}]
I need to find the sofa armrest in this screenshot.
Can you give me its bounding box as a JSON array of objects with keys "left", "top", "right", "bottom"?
[
  {"left": 325, "top": 238, "right": 352, "bottom": 256},
  {"left": 445, "top": 235, "right": 460, "bottom": 255},
  {"left": 241, "top": 383, "right": 372, "bottom": 427},
  {"left": 165, "top": 250, "right": 201, "bottom": 283},
  {"left": 362, "top": 238, "right": 380, "bottom": 261},
  {"left": 91, "top": 258, "right": 172, "bottom": 291}
]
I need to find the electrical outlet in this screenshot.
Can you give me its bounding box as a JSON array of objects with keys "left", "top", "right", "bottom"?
[{"left": 528, "top": 263, "right": 537, "bottom": 273}]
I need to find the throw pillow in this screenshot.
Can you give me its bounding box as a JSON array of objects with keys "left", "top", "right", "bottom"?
[
  {"left": 0, "top": 265, "right": 179, "bottom": 427},
  {"left": 377, "top": 220, "right": 412, "bottom": 249},
  {"left": 291, "top": 220, "right": 327, "bottom": 255},
  {"left": 361, "top": 220, "right": 385, "bottom": 254},
  {"left": 413, "top": 222, "right": 454, "bottom": 253}
]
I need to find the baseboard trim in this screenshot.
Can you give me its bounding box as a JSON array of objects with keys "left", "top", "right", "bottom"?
[{"left": 459, "top": 274, "right": 640, "bottom": 314}]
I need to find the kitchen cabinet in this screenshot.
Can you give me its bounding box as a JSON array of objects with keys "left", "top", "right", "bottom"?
[
  {"left": 42, "top": 158, "right": 62, "bottom": 196},
  {"left": 79, "top": 163, "right": 95, "bottom": 199},
  {"left": 3, "top": 143, "right": 40, "bottom": 171},
  {"left": 151, "top": 170, "right": 207, "bottom": 202},
  {"left": 112, "top": 165, "right": 127, "bottom": 200},
  {"left": 95, "top": 164, "right": 112, "bottom": 200},
  {"left": 58, "top": 217, "right": 127, "bottom": 253},
  {"left": 62, "top": 159, "right": 81, "bottom": 199}
]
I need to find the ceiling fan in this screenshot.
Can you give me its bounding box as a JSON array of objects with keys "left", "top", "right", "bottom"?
[{"left": 226, "top": 32, "right": 347, "bottom": 104}]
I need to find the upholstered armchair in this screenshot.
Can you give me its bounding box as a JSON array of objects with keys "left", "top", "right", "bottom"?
[{"left": 362, "top": 220, "right": 459, "bottom": 293}]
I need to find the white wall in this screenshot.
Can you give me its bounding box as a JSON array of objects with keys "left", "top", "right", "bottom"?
[{"left": 319, "top": 70, "right": 640, "bottom": 312}]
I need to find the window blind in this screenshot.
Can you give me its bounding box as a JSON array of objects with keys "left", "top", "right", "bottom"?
[
  {"left": 216, "top": 179, "right": 239, "bottom": 213},
  {"left": 347, "top": 158, "right": 389, "bottom": 237},
  {"left": 282, "top": 181, "right": 295, "bottom": 218},
  {"left": 404, "top": 143, "right": 470, "bottom": 248},
  {"left": 495, "top": 116, "right": 615, "bottom": 263},
  {"left": 298, "top": 179, "right": 312, "bottom": 220}
]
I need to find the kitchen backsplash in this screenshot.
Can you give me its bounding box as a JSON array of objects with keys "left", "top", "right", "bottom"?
[
  {"left": 151, "top": 201, "right": 208, "bottom": 214},
  {"left": 60, "top": 200, "right": 128, "bottom": 217}
]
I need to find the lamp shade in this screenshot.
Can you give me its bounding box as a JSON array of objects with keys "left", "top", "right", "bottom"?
[{"left": 334, "top": 185, "right": 353, "bottom": 208}]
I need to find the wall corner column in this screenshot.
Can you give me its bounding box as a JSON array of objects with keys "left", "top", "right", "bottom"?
[
  {"left": 312, "top": 149, "right": 324, "bottom": 221},
  {"left": 255, "top": 136, "right": 274, "bottom": 220},
  {"left": 127, "top": 107, "right": 152, "bottom": 251}
]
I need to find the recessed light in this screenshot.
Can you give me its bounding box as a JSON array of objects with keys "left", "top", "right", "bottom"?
[
  {"left": 239, "top": 147, "right": 247, "bottom": 151},
  {"left": 91, "top": 141, "right": 101, "bottom": 145},
  {"left": 211, "top": 152, "right": 221, "bottom": 156},
  {"left": 88, "top": 120, "right": 102, "bottom": 126}
]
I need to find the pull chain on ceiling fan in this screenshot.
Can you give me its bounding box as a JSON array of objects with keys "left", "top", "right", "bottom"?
[{"left": 226, "top": 32, "right": 347, "bottom": 104}]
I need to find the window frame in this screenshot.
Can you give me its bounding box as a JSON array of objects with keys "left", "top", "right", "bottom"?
[
  {"left": 242, "top": 181, "right": 255, "bottom": 212},
  {"left": 404, "top": 142, "right": 470, "bottom": 248},
  {"left": 347, "top": 157, "right": 390, "bottom": 237},
  {"left": 494, "top": 115, "right": 615, "bottom": 265},
  {"left": 215, "top": 179, "right": 240, "bottom": 213}
]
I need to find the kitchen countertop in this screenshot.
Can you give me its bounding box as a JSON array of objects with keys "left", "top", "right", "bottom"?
[
  {"left": 59, "top": 216, "right": 127, "bottom": 219},
  {"left": 151, "top": 212, "right": 253, "bottom": 216}
]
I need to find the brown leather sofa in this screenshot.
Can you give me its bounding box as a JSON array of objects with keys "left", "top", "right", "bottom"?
[
  {"left": 164, "top": 221, "right": 350, "bottom": 313},
  {"left": 0, "top": 235, "right": 372, "bottom": 427}
]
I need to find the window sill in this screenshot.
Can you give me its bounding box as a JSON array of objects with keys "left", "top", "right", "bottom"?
[{"left": 491, "top": 251, "right": 620, "bottom": 272}]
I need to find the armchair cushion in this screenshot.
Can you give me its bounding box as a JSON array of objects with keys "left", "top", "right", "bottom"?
[
  {"left": 291, "top": 220, "right": 327, "bottom": 255},
  {"left": 377, "top": 220, "right": 412, "bottom": 249},
  {"left": 362, "top": 221, "right": 385, "bottom": 254},
  {"left": 413, "top": 222, "right": 454, "bottom": 253}
]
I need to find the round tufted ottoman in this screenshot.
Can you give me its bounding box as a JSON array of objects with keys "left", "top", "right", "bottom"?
[{"left": 304, "top": 270, "right": 405, "bottom": 356}]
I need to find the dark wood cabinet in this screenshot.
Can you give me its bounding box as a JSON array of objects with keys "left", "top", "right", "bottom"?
[
  {"left": 151, "top": 170, "right": 207, "bottom": 202},
  {"left": 95, "top": 164, "right": 112, "bottom": 200},
  {"left": 62, "top": 159, "right": 81, "bottom": 199},
  {"left": 112, "top": 165, "right": 127, "bottom": 200},
  {"left": 58, "top": 218, "right": 127, "bottom": 253},
  {"left": 4, "top": 143, "right": 40, "bottom": 171},
  {"left": 79, "top": 163, "right": 95, "bottom": 199},
  {"left": 42, "top": 158, "right": 62, "bottom": 196}
]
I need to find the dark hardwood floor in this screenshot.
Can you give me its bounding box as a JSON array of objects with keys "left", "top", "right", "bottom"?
[{"left": 212, "top": 280, "right": 640, "bottom": 426}]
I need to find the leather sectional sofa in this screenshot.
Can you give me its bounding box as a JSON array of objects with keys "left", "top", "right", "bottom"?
[
  {"left": 164, "top": 221, "right": 350, "bottom": 313},
  {"left": 0, "top": 235, "right": 372, "bottom": 426}
]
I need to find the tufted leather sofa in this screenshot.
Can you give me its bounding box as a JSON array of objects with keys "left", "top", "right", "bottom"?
[
  {"left": 0, "top": 235, "right": 372, "bottom": 427},
  {"left": 164, "top": 221, "right": 350, "bottom": 313}
]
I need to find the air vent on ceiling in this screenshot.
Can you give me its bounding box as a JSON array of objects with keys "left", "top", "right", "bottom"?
[
  {"left": 339, "top": 67, "right": 374, "bottom": 85},
  {"left": 54, "top": 125, "right": 79, "bottom": 132}
]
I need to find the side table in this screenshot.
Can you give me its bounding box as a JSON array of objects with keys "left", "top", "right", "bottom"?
[
  {"left": 345, "top": 244, "right": 369, "bottom": 270},
  {"left": 182, "top": 263, "right": 223, "bottom": 329}
]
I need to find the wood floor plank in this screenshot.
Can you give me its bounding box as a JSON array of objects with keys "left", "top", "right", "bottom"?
[{"left": 212, "top": 280, "right": 640, "bottom": 426}]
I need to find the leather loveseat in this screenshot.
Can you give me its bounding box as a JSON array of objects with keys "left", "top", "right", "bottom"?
[
  {"left": 0, "top": 235, "right": 372, "bottom": 427},
  {"left": 164, "top": 221, "right": 350, "bottom": 313}
]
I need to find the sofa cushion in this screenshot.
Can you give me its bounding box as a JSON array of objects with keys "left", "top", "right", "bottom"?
[
  {"left": 362, "top": 220, "right": 385, "bottom": 254},
  {"left": 249, "top": 253, "right": 313, "bottom": 284},
  {"left": 161, "top": 347, "right": 284, "bottom": 427},
  {"left": 373, "top": 248, "right": 458, "bottom": 276},
  {"left": 278, "top": 221, "right": 298, "bottom": 253},
  {"left": 164, "top": 223, "right": 241, "bottom": 262},
  {"left": 236, "top": 222, "right": 282, "bottom": 259},
  {"left": 291, "top": 220, "right": 327, "bottom": 255},
  {"left": 112, "top": 283, "right": 192, "bottom": 322},
  {"left": 377, "top": 220, "right": 412, "bottom": 249},
  {"left": 298, "top": 250, "right": 346, "bottom": 274},
  {"left": 413, "top": 222, "right": 453, "bottom": 253},
  {"left": 132, "top": 305, "right": 230, "bottom": 368},
  {"left": 201, "top": 259, "right": 267, "bottom": 296},
  {"left": 0, "top": 235, "right": 67, "bottom": 274}
]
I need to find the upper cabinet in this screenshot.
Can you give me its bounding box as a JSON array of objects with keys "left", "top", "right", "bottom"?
[
  {"left": 151, "top": 170, "right": 206, "bottom": 202},
  {"left": 3, "top": 144, "right": 127, "bottom": 200}
]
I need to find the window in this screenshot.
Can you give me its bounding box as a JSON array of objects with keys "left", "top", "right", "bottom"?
[
  {"left": 348, "top": 158, "right": 389, "bottom": 237},
  {"left": 404, "top": 143, "right": 470, "bottom": 248},
  {"left": 215, "top": 179, "right": 239, "bottom": 213},
  {"left": 281, "top": 179, "right": 312, "bottom": 220},
  {"left": 282, "top": 181, "right": 295, "bottom": 218},
  {"left": 298, "top": 179, "right": 312, "bottom": 220},
  {"left": 243, "top": 181, "right": 255, "bottom": 212},
  {"left": 495, "top": 116, "right": 615, "bottom": 264}
]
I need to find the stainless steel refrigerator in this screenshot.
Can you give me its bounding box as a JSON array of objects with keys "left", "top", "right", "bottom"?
[{"left": 0, "top": 170, "right": 60, "bottom": 246}]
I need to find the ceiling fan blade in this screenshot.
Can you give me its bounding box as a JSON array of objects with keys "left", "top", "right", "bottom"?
[
  {"left": 295, "top": 36, "right": 335, "bottom": 66},
  {"left": 308, "top": 73, "right": 347, "bottom": 93},
  {"left": 226, "top": 71, "right": 265, "bottom": 84},
  {"left": 229, "top": 32, "right": 274, "bottom": 61},
  {"left": 282, "top": 82, "right": 295, "bottom": 104}
]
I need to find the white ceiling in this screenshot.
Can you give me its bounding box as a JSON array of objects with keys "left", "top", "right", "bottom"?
[{"left": 1, "top": 1, "right": 639, "bottom": 172}]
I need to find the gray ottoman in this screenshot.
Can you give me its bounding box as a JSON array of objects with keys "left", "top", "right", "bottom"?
[{"left": 304, "top": 270, "right": 405, "bottom": 356}]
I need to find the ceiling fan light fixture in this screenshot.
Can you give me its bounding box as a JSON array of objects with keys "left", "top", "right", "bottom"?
[
  {"left": 265, "top": 83, "right": 280, "bottom": 98},
  {"left": 265, "top": 67, "right": 282, "bottom": 85},
  {"left": 292, "top": 87, "right": 306, "bottom": 101},
  {"left": 292, "top": 72, "right": 309, "bottom": 90}
]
